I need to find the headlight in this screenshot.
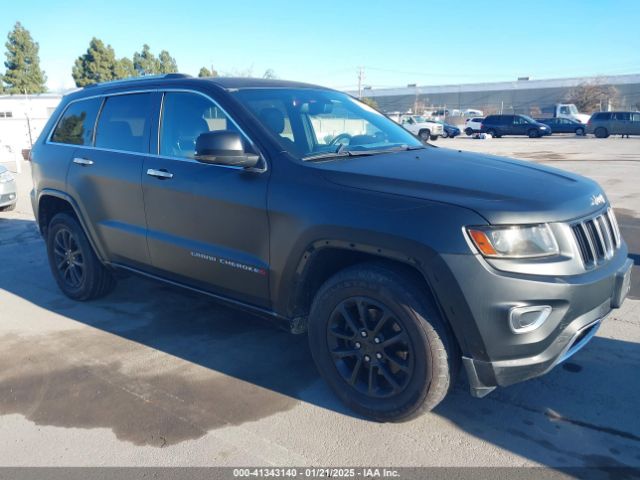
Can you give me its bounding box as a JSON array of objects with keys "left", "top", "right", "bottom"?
[
  {"left": 467, "top": 224, "right": 559, "bottom": 258},
  {"left": 0, "top": 171, "right": 15, "bottom": 183}
]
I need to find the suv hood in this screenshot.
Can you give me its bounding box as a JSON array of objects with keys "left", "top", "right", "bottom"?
[{"left": 312, "top": 147, "right": 606, "bottom": 224}]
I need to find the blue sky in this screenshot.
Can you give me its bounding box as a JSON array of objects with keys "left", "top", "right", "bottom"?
[{"left": 3, "top": 0, "right": 640, "bottom": 91}]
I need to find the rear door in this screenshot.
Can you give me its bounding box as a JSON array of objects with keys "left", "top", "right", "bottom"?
[
  {"left": 611, "top": 112, "right": 631, "bottom": 134},
  {"left": 65, "top": 92, "right": 154, "bottom": 267},
  {"left": 141, "top": 90, "right": 271, "bottom": 307}
]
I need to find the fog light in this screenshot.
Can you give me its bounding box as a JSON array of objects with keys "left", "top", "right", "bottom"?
[{"left": 509, "top": 305, "right": 552, "bottom": 334}]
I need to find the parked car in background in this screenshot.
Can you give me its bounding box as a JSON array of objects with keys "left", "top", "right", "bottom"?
[
  {"left": 587, "top": 111, "right": 640, "bottom": 138},
  {"left": 0, "top": 164, "right": 17, "bottom": 211},
  {"left": 464, "top": 117, "right": 484, "bottom": 136},
  {"left": 387, "top": 113, "right": 443, "bottom": 141},
  {"left": 462, "top": 109, "right": 483, "bottom": 117},
  {"left": 481, "top": 114, "right": 551, "bottom": 138},
  {"left": 540, "top": 103, "right": 590, "bottom": 124},
  {"left": 440, "top": 122, "right": 461, "bottom": 138},
  {"left": 535, "top": 117, "right": 586, "bottom": 136}
]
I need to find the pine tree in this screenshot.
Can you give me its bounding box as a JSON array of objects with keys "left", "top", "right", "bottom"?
[
  {"left": 72, "top": 38, "right": 120, "bottom": 87},
  {"left": 115, "top": 57, "right": 136, "bottom": 79},
  {"left": 198, "top": 66, "right": 218, "bottom": 78},
  {"left": 133, "top": 44, "right": 161, "bottom": 75},
  {"left": 3, "top": 22, "right": 47, "bottom": 93},
  {"left": 158, "top": 50, "right": 178, "bottom": 74}
]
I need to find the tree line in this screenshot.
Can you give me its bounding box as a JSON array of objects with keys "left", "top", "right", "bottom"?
[{"left": 0, "top": 21, "right": 277, "bottom": 94}]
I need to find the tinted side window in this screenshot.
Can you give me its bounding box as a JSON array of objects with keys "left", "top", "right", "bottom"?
[
  {"left": 484, "top": 115, "right": 497, "bottom": 124},
  {"left": 95, "top": 93, "right": 152, "bottom": 153},
  {"left": 612, "top": 112, "right": 630, "bottom": 121},
  {"left": 50, "top": 98, "right": 102, "bottom": 145},
  {"left": 594, "top": 112, "right": 611, "bottom": 121},
  {"left": 159, "top": 92, "right": 242, "bottom": 159}
]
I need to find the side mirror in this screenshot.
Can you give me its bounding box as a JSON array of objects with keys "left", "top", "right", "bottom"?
[{"left": 194, "top": 131, "right": 260, "bottom": 169}]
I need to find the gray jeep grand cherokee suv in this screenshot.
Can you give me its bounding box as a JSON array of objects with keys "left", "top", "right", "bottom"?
[{"left": 30, "top": 74, "right": 632, "bottom": 421}]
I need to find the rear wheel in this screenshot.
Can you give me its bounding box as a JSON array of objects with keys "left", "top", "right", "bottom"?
[
  {"left": 486, "top": 129, "right": 497, "bottom": 137},
  {"left": 441, "top": 130, "right": 449, "bottom": 138},
  {"left": 594, "top": 127, "right": 609, "bottom": 138},
  {"left": 429, "top": 135, "right": 438, "bottom": 141},
  {"left": 308, "top": 263, "right": 459, "bottom": 421},
  {"left": 464, "top": 127, "right": 473, "bottom": 136},
  {"left": 46, "top": 212, "right": 116, "bottom": 301},
  {"left": 528, "top": 129, "right": 540, "bottom": 138}
]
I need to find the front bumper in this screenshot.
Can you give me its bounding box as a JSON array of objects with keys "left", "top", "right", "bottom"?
[
  {"left": 436, "top": 248, "right": 632, "bottom": 397},
  {"left": 0, "top": 179, "right": 17, "bottom": 207}
]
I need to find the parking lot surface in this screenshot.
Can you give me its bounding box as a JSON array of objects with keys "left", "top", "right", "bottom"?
[{"left": 0, "top": 136, "right": 639, "bottom": 468}]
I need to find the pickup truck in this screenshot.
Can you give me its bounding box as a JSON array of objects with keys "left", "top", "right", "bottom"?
[
  {"left": 539, "top": 103, "right": 591, "bottom": 124},
  {"left": 387, "top": 113, "right": 443, "bottom": 141}
]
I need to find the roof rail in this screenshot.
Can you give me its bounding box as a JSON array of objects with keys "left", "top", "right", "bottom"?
[{"left": 85, "top": 73, "right": 192, "bottom": 88}]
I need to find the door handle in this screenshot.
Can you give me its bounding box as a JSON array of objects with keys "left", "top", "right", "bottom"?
[
  {"left": 72, "top": 157, "right": 94, "bottom": 166},
  {"left": 147, "top": 168, "right": 174, "bottom": 179}
]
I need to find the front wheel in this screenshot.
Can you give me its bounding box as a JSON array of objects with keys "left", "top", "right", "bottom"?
[
  {"left": 308, "top": 264, "right": 459, "bottom": 421},
  {"left": 46, "top": 212, "right": 116, "bottom": 301},
  {"left": 575, "top": 127, "right": 585, "bottom": 136},
  {"left": 418, "top": 130, "right": 431, "bottom": 142},
  {"left": 528, "top": 129, "right": 540, "bottom": 138}
]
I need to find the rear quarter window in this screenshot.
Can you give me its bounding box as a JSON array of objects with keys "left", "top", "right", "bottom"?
[{"left": 50, "top": 97, "right": 103, "bottom": 145}]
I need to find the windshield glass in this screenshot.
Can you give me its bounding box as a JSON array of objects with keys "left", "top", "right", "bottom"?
[
  {"left": 521, "top": 115, "right": 536, "bottom": 123},
  {"left": 568, "top": 104, "right": 579, "bottom": 115},
  {"left": 232, "top": 88, "right": 423, "bottom": 159}
]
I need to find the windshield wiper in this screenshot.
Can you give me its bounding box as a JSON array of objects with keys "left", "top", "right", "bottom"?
[{"left": 302, "top": 144, "right": 425, "bottom": 161}]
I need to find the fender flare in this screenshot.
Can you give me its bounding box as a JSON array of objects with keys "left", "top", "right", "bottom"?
[{"left": 36, "top": 188, "right": 108, "bottom": 263}]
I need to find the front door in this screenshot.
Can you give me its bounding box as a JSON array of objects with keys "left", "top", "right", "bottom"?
[{"left": 142, "top": 91, "right": 271, "bottom": 308}]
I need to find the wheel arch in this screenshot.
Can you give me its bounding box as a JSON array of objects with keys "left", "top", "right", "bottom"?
[
  {"left": 285, "top": 240, "right": 462, "bottom": 349},
  {"left": 36, "top": 189, "right": 107, "bottom": 263}
]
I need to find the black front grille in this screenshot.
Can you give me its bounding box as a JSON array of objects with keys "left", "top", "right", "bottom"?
[{"left": 572, "top": 208, "right": 621, "bottom": 268}]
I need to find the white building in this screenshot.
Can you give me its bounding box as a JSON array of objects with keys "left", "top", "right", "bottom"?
[{"left": 0, "top": 94, "right": 62, "bottom": 152}]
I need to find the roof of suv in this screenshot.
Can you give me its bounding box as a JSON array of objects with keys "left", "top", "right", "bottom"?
[{"left": 80, "top": 73, "right": 325, "bottom": 92}]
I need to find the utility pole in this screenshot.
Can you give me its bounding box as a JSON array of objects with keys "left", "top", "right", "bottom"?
[{"left": 357, "top": 66, "right": 365, "bottom": 99}]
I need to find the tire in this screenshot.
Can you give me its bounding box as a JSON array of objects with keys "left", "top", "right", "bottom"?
[
  {"left": 464, "top": 128, "right": 473, "bottom": 136},
  {"left": 528, "top": 129, "right": 540, "bottom": 138},
  {"left": 575, "top": 127, "right": 585, "bottom": 136},
  {"left": 594, "top": 127, "right": 609, "bottom": 139},
  {"left": 486, "top": 129, "right": 497, "bottom": 137},
  {"left": 46, "top": 212, "right": 116, "bottom": 301},
  {"left": 418, "top": 130, "right": 431, "bottom": 141},
  {"left": 429, "top": 135, "right": 438, "bottom": 141},
  {"left": 0, "top": 203, "right": 16, "bottom": 212},
  {"left": 441, "top": 130, "right": 449, "bottom": 139},
  {"left": 308, "top": 263, "right": 459, "bottom": 422}
]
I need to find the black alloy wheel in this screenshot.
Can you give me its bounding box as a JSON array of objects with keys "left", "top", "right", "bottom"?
[{"left": 327, "top": 296, "right": 414, "bottom": 398}]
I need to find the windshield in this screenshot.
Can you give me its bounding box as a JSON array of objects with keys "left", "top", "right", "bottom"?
[
  {"left": 232, "top": 88, "right": 423, "bottom": 160},
  {"left": 521, "top": 115, "right": 537, "bottom": 123}
]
